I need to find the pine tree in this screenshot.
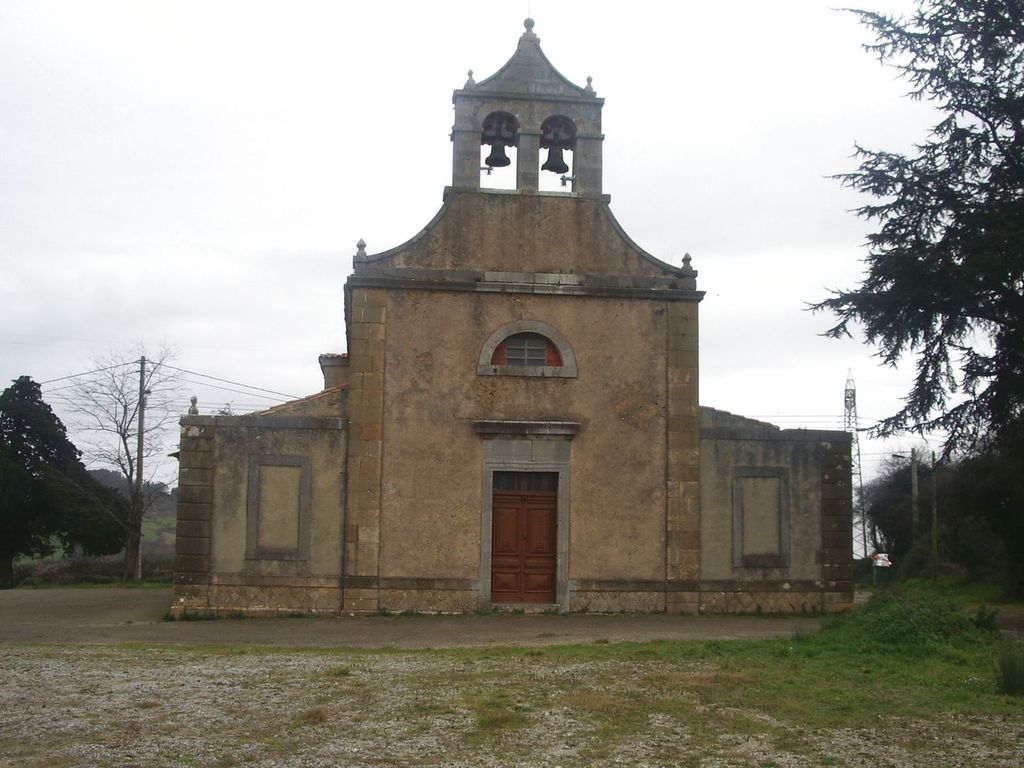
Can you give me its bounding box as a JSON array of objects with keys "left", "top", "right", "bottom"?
[
  {"left": 813, "top": 0, "right": 1024, "bottom": 453},
  {"left": 0, "top": 377, "right": 123, "bottom": 587}
]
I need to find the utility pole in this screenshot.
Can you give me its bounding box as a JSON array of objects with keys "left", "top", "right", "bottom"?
[
  {"left": 931, "top": 451, "right": 938, "bottom": 581},
  {"left": 893, "top": 449, "right": 923, "bottom": 560},
  {"left": 910, "top": 447, "right": 920, "bottom": 545},
  {"left": 134, "top": 355, "right": 147, "bottom": 581}
]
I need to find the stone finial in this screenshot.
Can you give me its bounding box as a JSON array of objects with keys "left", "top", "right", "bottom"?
[
  {"left": 682, "top": 253, "right": 693, "bottom": 270},
  {"left": 188, "top": 395, "right": 198, "bottom": 415},
  {"left": 464, "top": 69, "right": 475, "bottom": 88},
  {"left": 585, "top": 75, "right": 594, "bottom": 95},
  {"left": 355, "top": 238, "right": 367, "bottom": 263},
  {"left": 522, "top": 17, "right": 538, "bottom": 40}
]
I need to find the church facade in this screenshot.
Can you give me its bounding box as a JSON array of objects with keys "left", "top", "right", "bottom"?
[{"left": 173, "top": 20, "right": 853, "bottom": 616}]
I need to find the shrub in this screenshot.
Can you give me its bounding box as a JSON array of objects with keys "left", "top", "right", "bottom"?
[
  {"left": 971, "top": 604, "right": 1000, "bottom": 633},
  {"left": 844, "top": 591, "right": 973, "bottom": 651},
  {"left": 995, "top": 640, "right": 1024, "bottom": 696}
]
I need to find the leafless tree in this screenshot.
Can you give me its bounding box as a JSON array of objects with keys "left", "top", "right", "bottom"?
[{"left": 62, "top": 344, "right": 182, "bottom": 580}]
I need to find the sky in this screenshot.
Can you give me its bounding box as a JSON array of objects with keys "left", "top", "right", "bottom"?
[{"left": 0, "top": 0, "right": 946, "bottom": 491}]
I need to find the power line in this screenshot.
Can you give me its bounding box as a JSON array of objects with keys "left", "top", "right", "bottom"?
[
  {"left": 36, "top": 362, "right": 297, "bottom": 408},
  {"left": 161, "top": 364, "right": 299, "bottom": 399},
  {"left": 39, "top": 363, "right": 135, "bottom": 386},
  {"left": 744, "top": 413, "right": 888, "bottom": 424},
  {"left": 177, "top": 377, "right": 289, "bottom": 402},
  {"left": 170, "top": 400, "right": 277, "bottom": 409}
]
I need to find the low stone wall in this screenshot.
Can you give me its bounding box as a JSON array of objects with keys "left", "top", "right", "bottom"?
[
  {"left": 569, "top": 590, "right": 666, "bottom": 614},
  {"left": 699, "top": 586, "right": 835, "bottom": 615},
  {"left": 174, "top": 580, "right": 343, "bottom": 617},
  {"left": 378, "top": 588, "right": 479, "bottom": 614}
]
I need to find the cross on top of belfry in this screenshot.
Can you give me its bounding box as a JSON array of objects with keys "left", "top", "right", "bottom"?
[{"left": 450, "top": 17, "right": 605, "bottom": 197}]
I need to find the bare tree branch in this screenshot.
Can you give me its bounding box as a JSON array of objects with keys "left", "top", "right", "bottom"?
[{"left": 61, "top": 343, "right": 184, "bottom": 580}]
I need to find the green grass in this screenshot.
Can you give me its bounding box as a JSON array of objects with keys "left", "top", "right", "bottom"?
[
  {"left": 996, "top": 639, "right": 1024, "bottom": 696},
  {"left": 141, "top": 513, "right": 176, "bottom": 543},
  {"left": 471, "top": 692, "right": 529, "bottom": 732},
  {"left": 899, "top": 574, "right": 1009, "bottom": 605}
]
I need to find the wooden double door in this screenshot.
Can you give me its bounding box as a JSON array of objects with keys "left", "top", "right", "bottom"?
[{"left": 490, "top": 472, "right": 557, "bottom": 604}]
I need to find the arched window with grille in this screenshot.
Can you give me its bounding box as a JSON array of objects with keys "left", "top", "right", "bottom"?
[{"left": 477, "top": 321, "right": 577, "bottom": 378}]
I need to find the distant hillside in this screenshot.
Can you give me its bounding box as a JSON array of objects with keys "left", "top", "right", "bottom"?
[
  {"left": 88, "top": 468, "right": 168, "bottom": 499},
  {"left": 86, "top": 470, "right": 177, "bottom": 553}
]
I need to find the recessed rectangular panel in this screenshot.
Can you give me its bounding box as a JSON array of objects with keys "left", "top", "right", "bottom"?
[
  {"left": 525, "top": 506, "right": 556, "bottom": 555},
  {"left": 492, "top": 503, "right": 520, "bottom": 555},
  {"left": 524, "top": 572, "right": 554, "bottom": 592},
  {"left": 257, "top": 465, "right": 302, "bottom": 552},
  {"left": 742, "top": 476, "right": 781, "bottom": 556},
  {"left": 487, "top": 573, "right": 520, "bottom": 602}
]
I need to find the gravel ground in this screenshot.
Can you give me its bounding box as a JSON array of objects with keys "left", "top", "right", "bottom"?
[
  {"left": 2, "top": 645, "right": 1021, "bottom": 768},
  {"left": 2, "top": 589, "right": 1021, "bottom": 766}
]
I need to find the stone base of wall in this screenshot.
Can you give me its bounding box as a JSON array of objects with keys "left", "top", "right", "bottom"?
[
  {"left": 171, "top": 580, "right": 853, "bottom": 617},
  {"left": 171, "top": 582, "right": 213, "bottom": 617},
  {"left": 171, "top": 580, "right": 342, "bottom": 618},
  {"left": 698, "top": 589, "right": 853, "bottom": 615},
  {"left": 569, "top": 590, "right": 666, "bottom": 613},
  {"left": 666, "top": 591, "right": 701, "bottom": 615},
  {"left": 822, "top": 590, "right": 856, "bottom": 614},
  {"left": 379, "top": 589, "right": 478, "bottom": 614}
]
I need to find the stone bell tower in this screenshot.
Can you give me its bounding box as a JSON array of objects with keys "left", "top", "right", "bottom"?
[{"left": 450, "top": 18, "right": 605, "bottom": 197}]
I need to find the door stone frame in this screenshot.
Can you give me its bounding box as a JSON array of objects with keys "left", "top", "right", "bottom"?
[{"left": 474, "top": 421, "right": 578, "bottom": 612}]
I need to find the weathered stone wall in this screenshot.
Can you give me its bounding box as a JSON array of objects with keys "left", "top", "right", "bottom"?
[
  {"left": 171, "top": 394, "right": 347, "bottom": 617},
  {"left": 373, "top": 287, "right": 689, "bottom": 609},
  {"left": 319, "top": 354, "right": 349, "bottom": 390},
  {"left": 342, "top": 190, "right": 701, "bottom": 613},
  {"left": 697, "top": 407, "right": 854, "bottom": 614},
  {"left": 358, "top": 192, "right": 691, "bottom": 281}
]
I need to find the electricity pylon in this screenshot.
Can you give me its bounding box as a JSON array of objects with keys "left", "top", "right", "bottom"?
[{"left": 844, "top": 371, "right": 868, "bottom": 559}]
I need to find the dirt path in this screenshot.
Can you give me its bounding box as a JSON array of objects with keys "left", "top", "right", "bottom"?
[{"left": 0, "top": 587, "right": 819, "bottom": 647}]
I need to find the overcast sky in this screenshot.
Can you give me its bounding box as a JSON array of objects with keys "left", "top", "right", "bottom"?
[{"left": 1, "top": 0, "right": 945, "bottom": 488}]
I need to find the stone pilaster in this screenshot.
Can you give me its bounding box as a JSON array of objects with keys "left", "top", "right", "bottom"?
[
  {"left": 343, "top": 287, "right": 387, "bottom": 612},
  {"left": 172, "top": 420, "right": 215, "bottom": 614},
  {"left": 820, "top": 439, "right": 854, "bottom": 612},
  {"left": 517, "top": 131, "right": 540, "bottom": 192},
  {"left": 665, "top": 300, "right": 700, "bottom": 611}
]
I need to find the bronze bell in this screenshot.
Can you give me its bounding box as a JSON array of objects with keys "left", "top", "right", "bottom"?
[
  {"left": 541, "top": 146, "right": 569, "bottom": 174},
  {"left": 485, "top": 142, "right": 511, "bottom": 168}
]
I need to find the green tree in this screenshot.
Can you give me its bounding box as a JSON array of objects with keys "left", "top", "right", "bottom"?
[
  {"left": 862, "top": 459, "right": 915, "bottom": 558},
  {"left": 0, "top": 376, "right": 124, "bottom": 588},
  {"left": 862, "top": 429, "right": 1023, "bottom": 594},
  {"left": 946, "top": 420, "right": 1024, "bottom": 594},
  {"left": 813, "top": 0, "right": 1024, "bottom": 453}
]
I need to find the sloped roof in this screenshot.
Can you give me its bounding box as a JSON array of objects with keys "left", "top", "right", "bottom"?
[
  {"left": 463, "top": 18, "right": 594, "bottom": 100},
  {"left": 254, "top": 385, "right": 347, "bottom": 417}
]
